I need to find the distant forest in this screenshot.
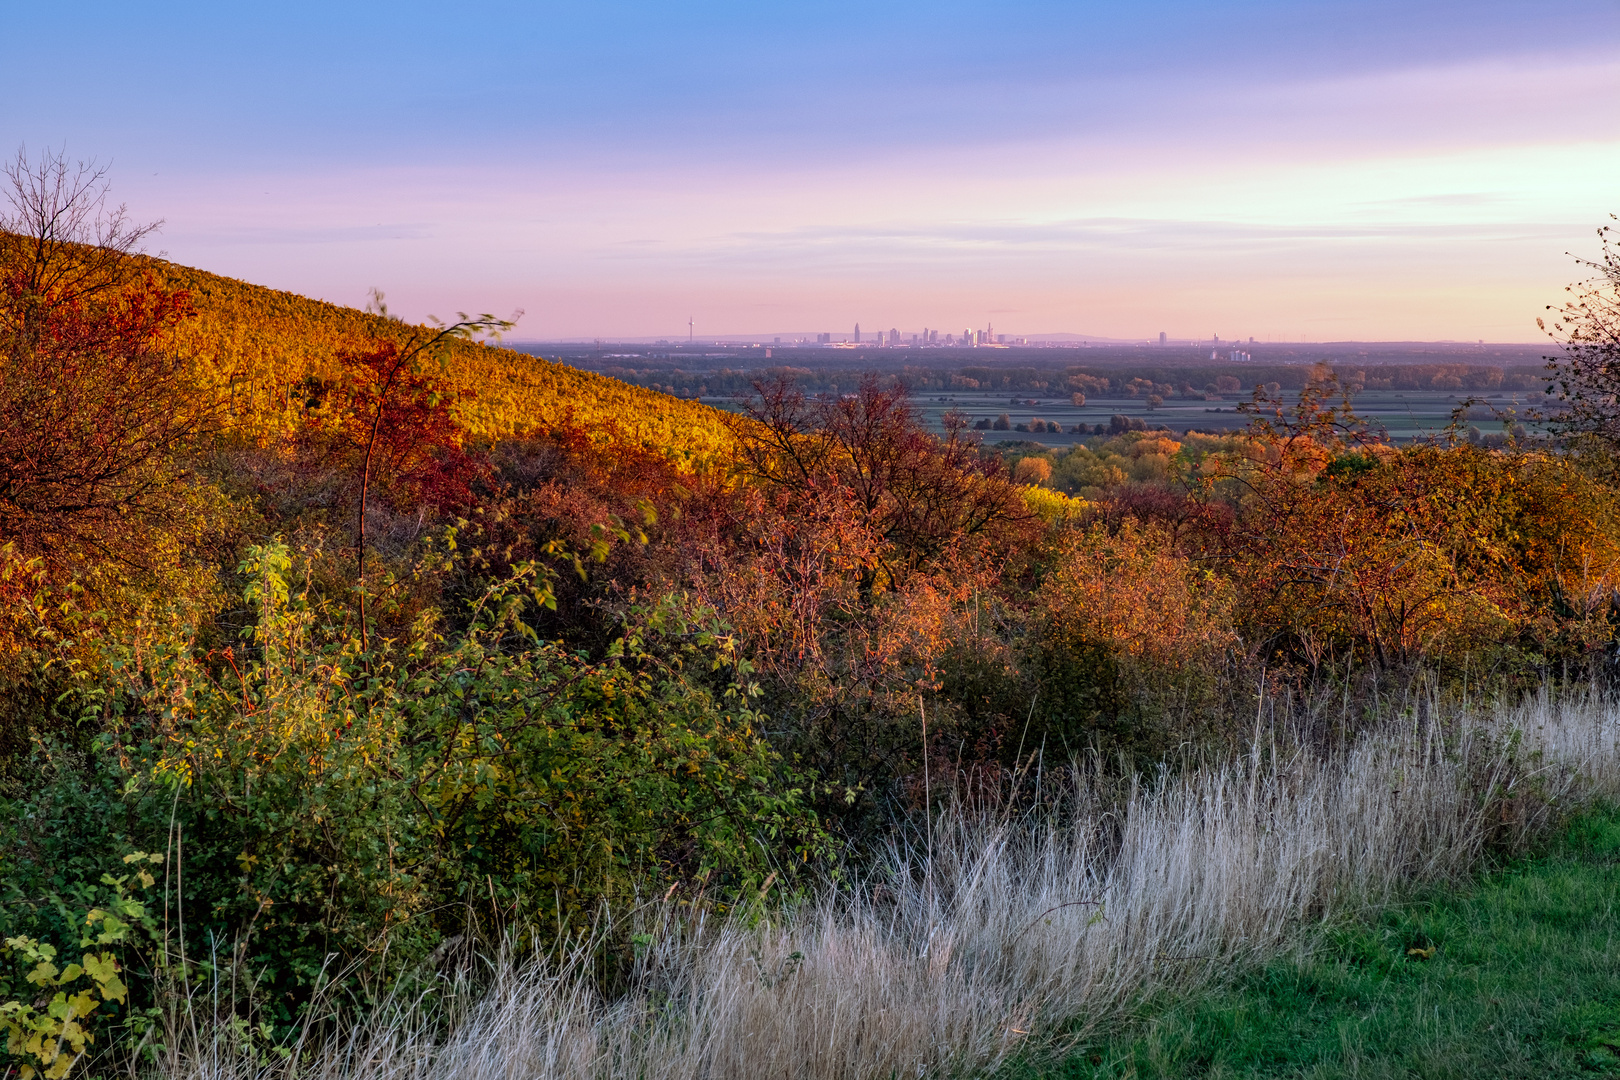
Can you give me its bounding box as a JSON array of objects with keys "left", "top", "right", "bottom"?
[{"left": 539, "top": 346, "right": 1550, "bottom": 400}]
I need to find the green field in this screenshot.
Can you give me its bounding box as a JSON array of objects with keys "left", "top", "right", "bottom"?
[
  {"left": 1023, "top": 807, "right": 1620, "bottom": 1079},
  {"left": 897, "top": 389, "right": 1548, "bottom": 446},
  {"left": 698, "top": 387, "right": 1549, "bottom": 446}
]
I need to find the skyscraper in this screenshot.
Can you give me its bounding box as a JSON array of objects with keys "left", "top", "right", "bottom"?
[
  {"left": 854, "top": 323, "right": 861, "bottom": 343},
  {"left": 1159, "top": 331, "right": 1167, "bottom": 346}
]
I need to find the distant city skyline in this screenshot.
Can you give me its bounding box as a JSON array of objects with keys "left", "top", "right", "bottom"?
[
  {"left": 5, "top": 1, "right": 1615, "bottom": 343},
  {"left": 507, "top": 329, "right": 1516, "bottom": 348},
  {"left": 632, "top": 321, "right": 1294, "bottom": 348}
]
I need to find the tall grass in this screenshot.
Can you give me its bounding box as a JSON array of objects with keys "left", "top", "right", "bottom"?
[{"left": 151, "top": 690, "right": 1620, "bottom": 1080}]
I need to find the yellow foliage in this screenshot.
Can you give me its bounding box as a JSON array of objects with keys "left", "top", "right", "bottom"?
[
  {"left": 1051, "top": 432, "right": 1187, "bottom": 494},
  {"left": 1020, "top": 485, "right": 1089, "bottom": 524},
  {"left": 0, "top": 855, "right": 159, "bottom": 1080},
  {"left": 1215, "top": 437, "right": 1620, "bottom": 667},
  {"left": 1128, "top": 435, "right": 1181, "bottom": 460},
  {"left": 143, "top": 258, "right": 739, "bottom": 471},
  {"left": 1013, "top": 456, "right": 1053, "bottom": 484}
]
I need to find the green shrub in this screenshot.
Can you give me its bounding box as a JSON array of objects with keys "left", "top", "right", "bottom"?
[
  {"left": 0, "top": 543, "right": 827, "bottom": 1038},
  {"left": 0, "top": 854, "right": 161, "bottom": 1080}
]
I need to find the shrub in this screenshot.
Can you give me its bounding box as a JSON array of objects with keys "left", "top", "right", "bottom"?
[
  {"left": 1028, "top": 520, "right": 1235, "bottom": 757},
  {"left": 1211, "top": 386, "right": 1620, "bottom": 676},
  {"left": 1, "top": 543, "right": 826, "bottom": 1026},
  {"left": 0, "top": 148, "right": 211, "bottom": 567},
  {"left": 0, "top": 853, "right": 162, "bottom": 1080}
]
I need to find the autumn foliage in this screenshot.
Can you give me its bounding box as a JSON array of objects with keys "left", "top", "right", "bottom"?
[
  {"left": 1208, "top": 381, "right": 1620, "bottom": 673},
  {"left": 0, "top": 225, "right": 206, "bottom": 561},
  {"left": 4, "top": 162, "right": 1620, "bottom": 1073}
]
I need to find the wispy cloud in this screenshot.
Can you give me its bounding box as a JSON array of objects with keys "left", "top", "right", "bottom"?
[{"left": 190, "top": 223, "right": 434, "bottom": 245}]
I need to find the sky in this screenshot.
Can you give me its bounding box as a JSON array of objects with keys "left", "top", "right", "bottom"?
[{"left": 4, "top": 1, "right": 1617, "bottom": 343}]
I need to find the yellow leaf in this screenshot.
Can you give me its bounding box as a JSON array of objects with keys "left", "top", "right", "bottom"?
[
  {"left": 81, "top": 953, "right": 118, "bottom": 987},
  {"left": 97, "top": 973, "right": 128, "bottom": 1004}
]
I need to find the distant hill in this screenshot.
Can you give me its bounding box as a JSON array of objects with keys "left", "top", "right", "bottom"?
[{"left": 145, "top": 259, "right": 738, "bottom": 471}]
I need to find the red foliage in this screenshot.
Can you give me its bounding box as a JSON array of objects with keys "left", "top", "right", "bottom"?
[
  {"left": 737, "top": 374, "right": 1035, "bottom": 598},
  {"left": 448, "top": 416, "right": 719, "bottom": 641},
  {"left": 340, "top": 342, "right": 482, "bottom": 513},
  {"left": 1, "top": 265, "right": 193, "bottom": 361},
  {"left": 279, "top": 341, "right": 485, "bottom": 520},
  {"left": 0, "top": 267, "right": 202, "bottom": 553}
]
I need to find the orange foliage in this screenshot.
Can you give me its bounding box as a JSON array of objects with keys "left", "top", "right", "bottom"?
[
  {"left": 1039, "top": 521, "right": 1235, "bottom": 669},
  {"left": 1211, "top": 382, "right": 1620, "bottom": 669},
  {"left": 735, "top": 375, "right": 1034, "bottom": 598}
]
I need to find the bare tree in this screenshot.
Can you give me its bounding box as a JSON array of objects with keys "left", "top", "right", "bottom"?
[
  {"left": 0, "top": 146, "right": 161, "bottom": 339},
  {"left": 1541, "top": 215, "right": 1620, "bottom": 449}
]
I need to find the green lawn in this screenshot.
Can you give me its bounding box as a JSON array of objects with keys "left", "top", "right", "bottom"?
[{"left": 1026, "top": 807, "right": 1620, "bottom": 1079}]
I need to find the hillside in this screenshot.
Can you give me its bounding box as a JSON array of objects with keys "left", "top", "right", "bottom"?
[{"left": 146, "top": 258, "right": 738, "bottom": 470}]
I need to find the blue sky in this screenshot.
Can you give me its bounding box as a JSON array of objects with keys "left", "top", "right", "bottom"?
[{"left": 5, "top": 1, "right": 1617, "bottom": 340}]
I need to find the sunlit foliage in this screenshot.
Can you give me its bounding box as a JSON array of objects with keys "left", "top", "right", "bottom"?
[{"left": 145, "top": 261, "right": 738, "bottom": 469}]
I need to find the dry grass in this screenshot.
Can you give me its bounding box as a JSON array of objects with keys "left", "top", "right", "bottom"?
[{"left": 151, "top": 690, "right": 1620, "bottom": 1080}]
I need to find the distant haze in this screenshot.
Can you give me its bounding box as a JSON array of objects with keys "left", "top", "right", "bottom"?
[{"left": 5, "top": 1, "right": 1616, "bottom": 343}]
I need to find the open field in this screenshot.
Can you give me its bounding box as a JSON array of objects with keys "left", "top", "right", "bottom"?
[
  {"left": 546, "top": 341, "right": 1554, "bottom": 445},
  {"left": 697, "top": 387, "right": 1548, "bottom": 446},
  {"left": 693, "top": 388, "right": 1542, "bottom": 443},
  {"left": 904, "top": 389, "right": 1547, "bottom": 444}
]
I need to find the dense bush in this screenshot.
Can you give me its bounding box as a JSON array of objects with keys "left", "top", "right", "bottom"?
[
  {"left": 1029, "top": 520, "right": 1236, "bottom": 757},
  {"left": 0, "top": 543, "right": 825, "bottom": 1046}
]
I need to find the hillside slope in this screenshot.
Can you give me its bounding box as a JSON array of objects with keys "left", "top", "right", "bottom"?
[{"left": 147, "top": 259, "right": 737, "bottom": 469}]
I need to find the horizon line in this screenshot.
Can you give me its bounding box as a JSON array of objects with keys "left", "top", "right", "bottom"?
[{"left": 504, "top": 337, "right": 1552, "bottom": 350}]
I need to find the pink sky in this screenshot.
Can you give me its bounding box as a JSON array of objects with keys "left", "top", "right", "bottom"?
[{"left": 8, "top": 3, "right": 1617, "bottom": 342}]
